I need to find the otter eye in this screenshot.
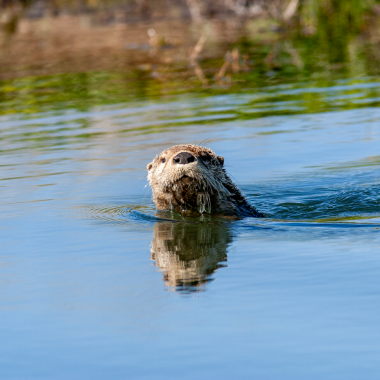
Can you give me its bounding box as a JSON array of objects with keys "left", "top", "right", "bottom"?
[
  {"left": 161, "top": 158, "right": 166, "bottom": 163},
  {"left": 201, "top": 152, "right": 211, "bottom": 161}
]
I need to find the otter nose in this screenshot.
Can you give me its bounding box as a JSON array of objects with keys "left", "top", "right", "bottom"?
[{"left": 173, "top": 152, "right": 195, "bottom": 165}]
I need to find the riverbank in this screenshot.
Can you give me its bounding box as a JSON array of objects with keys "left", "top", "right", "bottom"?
[{"left": 0, "top": 0, "right": 380, "bottom": 82}]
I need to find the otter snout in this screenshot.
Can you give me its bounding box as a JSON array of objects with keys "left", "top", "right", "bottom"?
[{"left": 173, "top": 152, "right": 196, "bottom": 165}]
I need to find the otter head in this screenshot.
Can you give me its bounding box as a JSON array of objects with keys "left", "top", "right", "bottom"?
[
  {"left": 147, "top": 144, "right": 263, "bottom": 218},
  {"left": 147, "top": 144, "right": 227, "bottom": 217}
]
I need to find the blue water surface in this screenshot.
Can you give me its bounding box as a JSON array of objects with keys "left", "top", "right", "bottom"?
[{"left": 1, "top": 77, "right": 380, "bottom": 379}]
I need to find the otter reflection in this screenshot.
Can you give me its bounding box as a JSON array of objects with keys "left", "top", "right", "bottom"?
[{"left": 150, "top": 221, "right": 232, "bottom": 292}]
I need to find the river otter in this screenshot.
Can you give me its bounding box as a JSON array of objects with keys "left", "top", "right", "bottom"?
[{"left": 147, "top": 144, "right": 264, "bottom": 218}]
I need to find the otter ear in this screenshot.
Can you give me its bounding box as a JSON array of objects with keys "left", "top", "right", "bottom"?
[
  {"left": 217, "top": 156, "right": 224, "bottom": 166},
  {"left": 147, "top": 162, "right": 153, "bottom": 171}
]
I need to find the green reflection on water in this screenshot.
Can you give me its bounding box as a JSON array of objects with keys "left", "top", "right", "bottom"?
[{"left": 1, "top": 17, "right": 380, "bottom": 118}]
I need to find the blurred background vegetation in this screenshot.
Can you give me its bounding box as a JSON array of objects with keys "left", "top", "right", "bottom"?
[
  {"left": 1, "top": 0, "right": 379, "bottom": 31},
  {"left": 0, "top": 0, "right": 380, "bottom": 114}
]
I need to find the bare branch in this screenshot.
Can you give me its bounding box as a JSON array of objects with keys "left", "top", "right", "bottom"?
[
  {"left": 283, "top": 0, "right": 299, "bottom": 21},
  {"left": 215, "top": 51, "right": 232, "bottom": 82},
  {"left": 186, "top": 0, "right": 202, "bottom": 22},
  {"left": 284, "top": 40, "right": 304, "bottom": 69},
  {"left": 189, "top": 35, "right": 208, "bottom": 86},
  {"left": 190, "top": 34, "right": 206, "bottom": 63}
]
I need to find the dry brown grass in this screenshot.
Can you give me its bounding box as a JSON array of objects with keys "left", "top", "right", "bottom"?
[{"left": 0, "top": 13, "right": 252, "bottom": 80}]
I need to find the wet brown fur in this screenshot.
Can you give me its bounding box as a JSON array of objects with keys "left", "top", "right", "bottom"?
[{"left": 147, "top": 144, "right": 264, "bottom": 218}]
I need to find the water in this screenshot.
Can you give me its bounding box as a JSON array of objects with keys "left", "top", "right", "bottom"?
[{"left": 1, "top": 74, "right": 380, "bottom": 379}]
